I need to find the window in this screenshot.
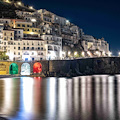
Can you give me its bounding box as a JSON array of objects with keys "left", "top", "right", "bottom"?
[
  {"left": 32, "top": 47, "right": 34, "bottom": 50},
  {"left": 23, "top": 47, "right": 25, "bottom": 50},
  {"left": 27, "top": 25, "right": 30, "bottom": 27},
  {"left": 41, "top": 53, "right": 43, "bottom": 55},
  {"left": 14, "top": 52, "right": 16, "bottom": 55},
  {"left": 18, "top": 31, "right": 21, "bottom": 34},
  {"left": 27, "top": 29, "right": 29, "bottom": 31},
  {"left": 11, "top": 38, "right": 13, "bottom": 40},
  {"left": 11, "top": 33, "right": 12, "bottom": 36},
  {"left": 18, "top": 52, "right": 20, "bottom": 55},
  {"left": 32, "top": 52, "right": 34, "bottom": 55},
  {"left": 15, "top": 31, "right": 17, "bottom": 34},
  {"left": 22, "top": 24, "right": 25, "bottom": 27},
  {"left": 18, "top": 43, "right": 20, "bottom": 45},
  {"left": 38, "top": 47, "right": 40, "bottom": 50},
  {"left": 27, "top": 43, "right": 29, "bottom": 45},
  {"left": 18, "top": 47, "right": 20, "bottom": 50},
  {"left": 32, "top": 43, "right": 34, "bottom": 45},
  {"left": 41, "top": 47, "right": 43, "bottom": 50},
  {"left": 17, "top": 24, "right": 20, "bottom": 27},
  {"left": 32, "top": 29, "right": 34, "bottom": 32},
  {"left": 27, "top": 47, "right": 29, "bottom": 50},
  {"left": 4, "top": 33, "right": 6, "bottom": 36},
  {"left": 4, "top": 42, "right": 6, "bottom": 45},
  {"left": 14, "top": 47, "right": 16, "bottom": 49}
]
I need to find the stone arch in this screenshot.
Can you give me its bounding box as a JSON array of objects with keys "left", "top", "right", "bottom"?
[
  {"left": 9, "top": 63, "right": 18, "bottom": 75},
  {"left": 21, "top": 63, "right": 30, "bottom": 75},
  {"left": 33, "top": 62, "right": 42, "bottom": 74}
]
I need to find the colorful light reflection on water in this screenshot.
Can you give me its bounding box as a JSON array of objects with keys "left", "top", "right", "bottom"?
[{"left": 0, "top": 75, "right": 120, "bottom": 120}]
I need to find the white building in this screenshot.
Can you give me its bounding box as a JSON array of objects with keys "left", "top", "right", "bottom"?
[
  {"left": 41, "top": 34, "right": 62, "bottom": 60},
  {"left": 81, "top": 35, "right": 109, "bottom": 56}
]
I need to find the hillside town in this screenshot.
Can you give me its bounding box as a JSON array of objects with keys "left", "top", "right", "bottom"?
[{"left": 0, "top": 0, "right": 110, "bottom": 61}]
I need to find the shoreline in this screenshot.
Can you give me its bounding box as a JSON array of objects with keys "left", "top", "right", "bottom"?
[{"left": 0, "top": 73, "right": 119, "bottom": 79}]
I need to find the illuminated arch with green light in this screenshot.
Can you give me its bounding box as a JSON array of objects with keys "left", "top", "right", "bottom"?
[{"left": 9, "top": 63, "right": 18, "bottom": 75}]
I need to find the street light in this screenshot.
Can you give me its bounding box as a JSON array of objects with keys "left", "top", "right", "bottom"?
[
  {"left": 108, "top": 52, "right": 112, "bottom": 57},
  {"left": 29, "top": 6, "right": 33, "bottom": 9},
  {"left": 102, "top": 51, "right": 105, "bottom": 56},
  {"left": 74, "top": 52, "right": 77, "bottom": 56},
  {"left": 31, "top": 19, "right": 36, "bottom": 22},
  {"left": 82, "top": 51, "right": 85, "bottom": 57},
  {"left": 17, "top": 2, "right": 22, "bottom": 5},
  {"left": 118, "top": 52, "right": 120, "bottom": 57},
  {"left": 87, "top": 51, "right": 91, "bottom": 57},
  {"left": 68, "top": 51, "right": 71, "bottom": 56}
]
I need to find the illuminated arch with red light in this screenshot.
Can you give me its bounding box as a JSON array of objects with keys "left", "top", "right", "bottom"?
[{"left": 33, "top": 62, "right": 42, "bottom": 73}]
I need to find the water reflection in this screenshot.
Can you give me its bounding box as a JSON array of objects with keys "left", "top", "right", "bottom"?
[{"left": 0, "top": 75, "right": 120, "bottom": 120}]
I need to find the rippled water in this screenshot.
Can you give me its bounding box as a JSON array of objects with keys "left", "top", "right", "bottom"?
[{"left": 0, "top": 75, "right": 120, "bottom": 120}]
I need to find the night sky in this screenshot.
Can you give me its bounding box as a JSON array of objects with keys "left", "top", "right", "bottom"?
[{"left": 23, "top": 0, "right": 120, "bottom": 55}]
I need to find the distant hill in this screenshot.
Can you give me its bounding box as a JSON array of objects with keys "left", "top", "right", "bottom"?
[{"left": 0, "top": 0, "right": 35, "bottom": 18}]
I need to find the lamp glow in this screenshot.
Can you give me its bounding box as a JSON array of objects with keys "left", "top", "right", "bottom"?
[
  {"left": 29, "top": 6, "right": 33, "bottom": 9},
  {"left": 17, "top": 2, "right": 21, "bottom": 5},
  {"left": 74, "top": 52, "right": 77, "bottom": 56},
  {"left": 31, "top": 19, "right": 36, "bottom": 22},
  {"left": 82, "top": 51, "right": 85, "bottom": 57},
  {"left": 68, "top": 51, "right": 71, "bottom": 55},
  {"left": 108, "top": 52, "right": 112, "bottom": 57}
]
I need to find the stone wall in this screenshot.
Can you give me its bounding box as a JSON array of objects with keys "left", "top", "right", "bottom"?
[{"left": 0, "top": 57, "right": 120, "bottom": 76}]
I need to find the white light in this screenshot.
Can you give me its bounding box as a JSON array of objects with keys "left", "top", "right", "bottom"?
[
  {"left": 17, "top": 2, "right": 21, "bottom": 5},
  {"left": 118, "top": 52, "right": 120, "bottom": 56},
  {"left": 87, "top": 51, "right": 91, "bottom": 56},
  {"left": 108, "top": 51, "right": 112, "bottom": 57},
  {"left": 96, "top": 51, "right": 99, "bottom": 55},
  {"left": 102, "top": 51, "right": 105, "bottom": 56},
  {"left": 31, "top": 19, "right": 36, "bottom": 22},
  {"left": 66, "top": 20, "right": 69, "bottom": 23},
  {"left": 6, "top": 52, "right": 9, "bottom": 56},
  {"left": 68, "top": 51, "right": 71, "bottom": 55},
  {"left": 29, "top": 6, "right": 33, "bottom": 9},
  {"left": 21, "top": 63, "right": 30, "bottom": 75},
  {"left": 74, "top": 52, "right": 77, "bottom": 56},
  {"left": 82, "top": 51, "right": 85, "bottom": 56}
]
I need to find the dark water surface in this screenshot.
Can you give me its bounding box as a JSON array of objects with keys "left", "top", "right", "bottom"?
[{"left": 0, "top": 75, "right": 120, "bottom": 120}]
